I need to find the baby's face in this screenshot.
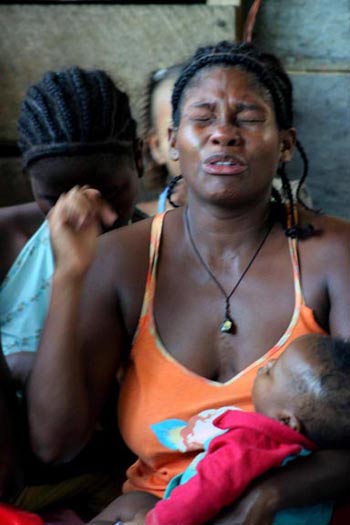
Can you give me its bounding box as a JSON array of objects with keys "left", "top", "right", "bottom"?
[{"left": 252, "top": 337, "right": 316, "bottom": 419}]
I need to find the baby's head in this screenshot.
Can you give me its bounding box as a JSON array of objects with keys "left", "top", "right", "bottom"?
[{"left": 252, "top": 334, "right": 350, "bottom": 447}]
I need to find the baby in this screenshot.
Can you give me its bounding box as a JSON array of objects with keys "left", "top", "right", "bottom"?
[{"left": 97, "top": 334, "right": 350, "bottom": 525}]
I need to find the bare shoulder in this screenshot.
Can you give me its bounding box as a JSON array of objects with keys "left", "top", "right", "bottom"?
[
  {"left": 96, "top": 211, "right": 180, "bottom": 283},
  {"left": 0, "top": 202, "right": 43, "bottom": 243},
  {"left": 298, "top": 208, "right": 349, "bottom": 335},
  {"left": 85, "top": 217, "right": 154, "bottom": 336},
  {"left": 95, "top": 216, "right": 154, "bottom": 278},
  {"left": 299, "top": 209, "right": 349, "bottom": 259},
  {"left": 0, "top": 202, "right": 42, "bottom": 229},
  {"left": 0, "top": 202, "right": 44, "bottom": 282}
]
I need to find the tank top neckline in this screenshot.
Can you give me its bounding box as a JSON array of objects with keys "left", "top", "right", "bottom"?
[{"left": 133, "top": 210, "right": 321, "bottom": 387}]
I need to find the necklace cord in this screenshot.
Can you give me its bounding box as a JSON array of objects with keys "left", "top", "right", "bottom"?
[{"left": 184, "top": 207, "right": 273, "bottom": 330}]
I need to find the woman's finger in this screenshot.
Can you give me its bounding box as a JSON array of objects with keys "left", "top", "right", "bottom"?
[{"left": 81, "top": 187, "right": 118, "bottom": 226}]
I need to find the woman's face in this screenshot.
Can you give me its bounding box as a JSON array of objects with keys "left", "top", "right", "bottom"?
[
  {"left": 29, "top": 150, "right": 139, "bottom": 227},
  {"left": 171, "top": 66, "right": 294, "bottom": 207}
]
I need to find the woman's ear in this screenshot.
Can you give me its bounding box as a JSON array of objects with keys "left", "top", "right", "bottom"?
[
  {"left": 279, "top": 128, "right": 296, "bottom": 163},
  {"left": 277, "top": 409, "right": 301, "bottom": 433},
  {"left": 169, "top": 127, "right": 179, "bottom": 161}
]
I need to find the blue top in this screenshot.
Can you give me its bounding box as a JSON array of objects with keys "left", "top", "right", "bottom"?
[
  {"left": 157, "top": 187, "right": 168, "bottom": 213},
  {"left": 0, "top": 220, "right": 54, "bottom": 355}
]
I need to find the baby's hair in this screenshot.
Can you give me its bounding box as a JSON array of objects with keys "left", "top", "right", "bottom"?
[
  {"left": 171, "top": 41, "right": 316, "bottom": 238},
  {"left": 18, "top": 66, "right": 137, "bottom": 170},
  {"left": 142, "top": 64, "right": 184, "bottom": 191},
  {"left": 292, "top": 336, "right": 350, "bottom": 448}
]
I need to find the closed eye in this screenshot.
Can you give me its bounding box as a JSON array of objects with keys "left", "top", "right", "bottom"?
[
  {"left": 190, "top": 113, "right": 213, "bottom": 122},
  {"left": 239, "top": 118, "right": 265, "bottom": 123},
  {"left": 237, "top": 110, "right": 266, "bottom": 125},
  {"left": 237, "top": 115, "right": 266, "bottom": 124}
]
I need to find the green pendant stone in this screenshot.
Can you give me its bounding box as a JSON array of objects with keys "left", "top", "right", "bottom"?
[{"left": 220, "top": 318, "right": 233, "bottom": 333}]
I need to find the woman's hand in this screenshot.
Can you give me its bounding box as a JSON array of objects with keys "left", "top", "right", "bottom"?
[{"left": 49, "top": 186, "right": 117, "bottom": 278}]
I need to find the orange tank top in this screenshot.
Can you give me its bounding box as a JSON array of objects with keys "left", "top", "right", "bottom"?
[{"left": 118, "top": 212, "right": 326, "bottom": 497}]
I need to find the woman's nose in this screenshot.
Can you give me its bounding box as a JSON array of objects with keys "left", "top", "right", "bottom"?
[{"left": 209, "top": 123, "right": 242, "bottom": 147}]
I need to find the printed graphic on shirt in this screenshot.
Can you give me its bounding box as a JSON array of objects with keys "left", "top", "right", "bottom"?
[{"left": 151, "top": 406, "right": 239, "bottom": 452}]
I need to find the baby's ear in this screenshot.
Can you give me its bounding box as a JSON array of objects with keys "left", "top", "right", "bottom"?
[{"left": 277, "top": 409, "right": 301, "bottom": 433}]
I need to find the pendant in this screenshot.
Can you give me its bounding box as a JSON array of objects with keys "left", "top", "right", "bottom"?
[{"left": 220, "top": 317, "right": 233, "bottom": 333}]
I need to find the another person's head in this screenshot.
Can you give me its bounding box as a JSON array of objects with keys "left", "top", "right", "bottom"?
[
  {"left": 142, "top": 64, "right": 183, "bottom": 192},
  {"left": 18, "top": 66, "right": 142, "bottom": 226},
  {"left": 253, "top": 334, "right": 350, "bottom": 448},
  {"left": 169, "top": 41, "right": 312, "bottom": 237}
]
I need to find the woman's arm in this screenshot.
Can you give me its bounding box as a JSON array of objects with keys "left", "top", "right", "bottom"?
[
  {"left": 88, "top": 491, "right": 160, "bottom": 524},
  {"left": 101, "top": 452, "right": 349, "bottom": 525},
  {"left": 5, "top": 352, "right": 35, "bottom": 388},
  {"left": 326, "top": 221, "right": 350, "bottom": 337},
  {"left": 210, "top": 448, "right": 350, "bottom": 525},
  {"left": 0, "top": 348, "right": 24, "bottom": 500},
  {"left": 27, "top": 188, "right": 126, "bottom": 463}
]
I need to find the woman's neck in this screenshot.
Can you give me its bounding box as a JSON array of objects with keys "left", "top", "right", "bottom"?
[{"left": 184, "top": 195, "right": 273, "bottom": 258}]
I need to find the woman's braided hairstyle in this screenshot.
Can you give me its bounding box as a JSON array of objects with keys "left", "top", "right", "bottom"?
[
  {"left": 171, "top": 41, "right": 315, "bottom": 238},
  {"left": 18, "top": 66, "right": 137, "bottom": 170}
]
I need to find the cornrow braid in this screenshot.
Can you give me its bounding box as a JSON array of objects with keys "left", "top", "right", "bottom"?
[
  {"left": 172, "top": 41, "right": 315, "bottom": 238},
  {"left": 172, "top": 42, "right": 293, "bottom": 129},
  {"left": 70, "top": 67, "right": 91, "bottom": 143},
  {"left": 43, "top": 71, "right": 76, "bottom": 141},
  {"left": 18, "top": 66, "right": 137, "bottom": 169}
]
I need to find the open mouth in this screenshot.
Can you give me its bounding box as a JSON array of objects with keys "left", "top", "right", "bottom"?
[{"left": 203, "top": 154, "right": 247, "bottom": 175}]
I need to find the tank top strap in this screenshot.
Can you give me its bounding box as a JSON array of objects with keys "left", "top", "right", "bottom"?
[
  {"left": 138, "top": 212, "right": 167, "bottom": 319},
  {"left": 286, "top": 204, "right": 305, "bottom": 306}
]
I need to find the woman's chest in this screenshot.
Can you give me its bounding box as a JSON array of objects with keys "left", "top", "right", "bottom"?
[{"left": 153, "top": 255, "right": 326, "bottom": 382}]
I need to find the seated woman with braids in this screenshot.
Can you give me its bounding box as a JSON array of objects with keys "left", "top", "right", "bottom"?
[
  {"left": 27, "top": 41, "right": 349, "bottom": 525},
  {"left": 0, "top": 66, "right": 142, "bottom": 515},
  {"left": 0, "top": 66, "right": 143, "bottom": 388}
]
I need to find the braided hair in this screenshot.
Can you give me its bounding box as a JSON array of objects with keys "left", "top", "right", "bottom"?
[
  {"left": 18, "top": 66, "right": 137, "bottom": 170},
  {"left": 171, "top": 41, "right": 315, "bottom": 238}
]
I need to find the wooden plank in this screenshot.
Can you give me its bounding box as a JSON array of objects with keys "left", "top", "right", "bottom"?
[
  {"left": 0, "top": 4, "right": 237, "bottom": 141},
  {"left": 207, "top": 0, "right": 241, "bottom": 5}
]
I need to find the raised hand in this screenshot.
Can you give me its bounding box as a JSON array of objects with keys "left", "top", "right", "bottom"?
[{"left": 49, "top": 186, "right": 117, "bottom": 278}]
